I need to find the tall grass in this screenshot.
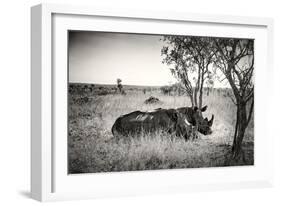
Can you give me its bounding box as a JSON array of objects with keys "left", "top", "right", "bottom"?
[{"left": 68, "top": 89, "right": 254, "bottom": 174}]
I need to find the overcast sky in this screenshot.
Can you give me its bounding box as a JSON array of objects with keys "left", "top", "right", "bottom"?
[
  {"left": 68, "top": 31, "right": 177, "bottom": 86},
  {"left": 68, "top": 31, "right": 230, "bottom": 87}
]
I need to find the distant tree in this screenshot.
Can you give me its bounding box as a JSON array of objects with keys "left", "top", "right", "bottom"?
[
  {"left": 213, "top": 38, "right": 254, "bottom": 159},
  {"left": 161, "top": 36, "right": 216, "bottom": 108},
  {"left": 116, "top": 78, "right": 123, "bottom": 93},
  {"left": 169, "top": 82, "right": 185, "bottom": 96},
  {"left": 160, "top": 85, "right": 172, "bottom": 96}
]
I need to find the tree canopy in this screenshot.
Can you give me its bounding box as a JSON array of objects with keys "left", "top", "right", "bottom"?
[
  {"left": 161, "top": 36, "right": 254, "bottom": 159},
  {"left": 161, "top": 36, "right": 216, "bottom": 108}
]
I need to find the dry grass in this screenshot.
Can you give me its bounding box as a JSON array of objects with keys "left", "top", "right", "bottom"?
[{"left": 68, "top": 88, "right": 254, "bottom": 174}]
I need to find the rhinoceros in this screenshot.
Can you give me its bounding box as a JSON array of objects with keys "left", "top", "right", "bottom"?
[{"left": 111, "top": 106, "right": 214, "bottom": 140}]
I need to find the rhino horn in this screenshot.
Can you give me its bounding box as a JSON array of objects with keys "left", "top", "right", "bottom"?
[{"left": 208, "top": 114, "right": 214, "bottom": 126}]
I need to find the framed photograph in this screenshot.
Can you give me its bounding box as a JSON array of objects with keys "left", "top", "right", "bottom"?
[{"left": 31, "top": 3, "right": 274, "bottom": 201}]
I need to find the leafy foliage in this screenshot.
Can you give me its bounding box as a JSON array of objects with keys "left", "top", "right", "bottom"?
[
  {"left": 161, "top": 36, "right": 216, "bottom": 108},
  {"left": 213, "top": 38, "right": 254, "bottom": 158}
]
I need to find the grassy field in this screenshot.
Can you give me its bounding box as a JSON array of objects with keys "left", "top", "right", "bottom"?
[{"left": 68, "top": 84, "right": 254, "bottom": 174}]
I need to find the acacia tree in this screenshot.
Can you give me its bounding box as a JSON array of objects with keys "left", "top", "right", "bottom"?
[
  {"left": 213, "top": 38, "right": 254, "bottom": 159},
  {"left": 116, "top": 78, "right": 123, "bottom": 93},
  {"left": 161, "top": 36, "right": 215, "bottom": 109}
]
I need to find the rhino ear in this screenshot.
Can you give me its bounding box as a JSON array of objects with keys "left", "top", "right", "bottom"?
[{"left": 201, "top": 105, "right": 208, "bottom": 112}]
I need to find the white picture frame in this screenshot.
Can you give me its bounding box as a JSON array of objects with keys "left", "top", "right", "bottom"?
[{"left": 31, "top": 3, "right": 274, "bottom": 202}]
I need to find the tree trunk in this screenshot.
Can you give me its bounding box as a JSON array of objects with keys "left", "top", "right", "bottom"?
[
  {"left": 198, "top": 68, "right": 205, "bottom": 109},
  {"left": 189, "top": 94, "right": 194, "bottom": 107},
  {"left": 198, "top": 82, "right": 203, "bottom": 109},
  {"left": 193, "top": 89, "right": 198, "bottom": 107},
  {"left": 232, "top": 103, "right": 247, "bottom": 159}
]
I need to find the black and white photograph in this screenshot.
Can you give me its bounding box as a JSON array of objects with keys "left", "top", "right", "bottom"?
[{"left": 68, "top": 31, "right": 254, "bottom": 174}]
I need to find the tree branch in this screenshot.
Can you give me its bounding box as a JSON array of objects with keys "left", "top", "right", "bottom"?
[{"left": 245, "top": 87, "right": 254, "bottom": 103}]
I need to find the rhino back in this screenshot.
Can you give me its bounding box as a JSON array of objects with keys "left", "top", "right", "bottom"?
[{"left": 112, "top": 109, "right": 177, "bottom": 136}]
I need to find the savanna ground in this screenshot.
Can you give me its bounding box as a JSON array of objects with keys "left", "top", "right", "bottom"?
[{"left": 68, "top": 83, "right": 254, "bottom": 174}]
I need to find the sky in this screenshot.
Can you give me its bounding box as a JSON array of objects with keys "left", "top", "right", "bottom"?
[{"left": 68, "top": 31, "right": 230, "bottom": 87}]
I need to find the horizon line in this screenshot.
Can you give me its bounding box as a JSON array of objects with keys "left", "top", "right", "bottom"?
[{"left": 69, "top": 81, "right": 231, "bottom": 89}]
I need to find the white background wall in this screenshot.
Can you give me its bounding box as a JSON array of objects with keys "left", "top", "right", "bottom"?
[{"left": 0, "top": 0, "right": 280, "bottom": 205}]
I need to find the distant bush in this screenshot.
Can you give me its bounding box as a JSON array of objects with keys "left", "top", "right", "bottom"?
[
  {"left": 160, "top": 83, "right": 185, "bottom": 96},
  {"left": 97, "top": 89, "right": 111, "bottom": 96},
  {"left": 160, "top": 86, "right": 172, "bottom": 95},
  {"left": 71, "top": 96, "right": 91, "bottom": 105},
  {"left": 68, "top": 83, "right": 95, "bottom": 95}
]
